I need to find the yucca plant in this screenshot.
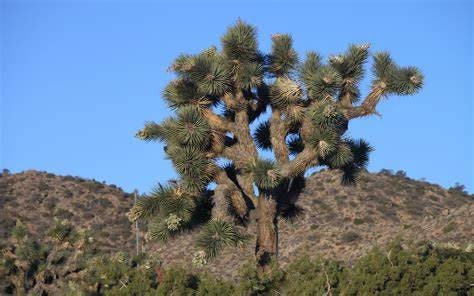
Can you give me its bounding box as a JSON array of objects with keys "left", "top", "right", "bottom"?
[{"left": 131, "top": 20, "right": 423, "bottom": 275}]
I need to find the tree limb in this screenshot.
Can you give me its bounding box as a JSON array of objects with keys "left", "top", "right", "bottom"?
[
  {"left": 202, "top": 109, "right": 233, "bottom": 131},
  {"left": 343, "top": 82, "right": 386, "bottom": 119},
  {"left": 280, "top": 147, "right": 319, "bottom": 178},
  {"left": 270, "top": 109, "right": 290, "bottom": 165}
]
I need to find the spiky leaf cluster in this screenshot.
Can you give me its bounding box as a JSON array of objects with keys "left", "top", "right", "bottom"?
[
  {"left": 304, "top": 65, "right": 343, "bottom": 100},
  {"left": 300, "top": 52, "right": 322, "bottom": 88},
  {"left": 163, "top": 79, "right": 202, "bottom": 109},
  {"left": 236, "top": 62, "right": 264, "bottom": 90},
  {"left": 308, "top": 100, "right": 347, "bottom": 133},
  {"left": 253, "top": 121, "right": 272, "bottom": 150},
  {"left": 287, "top": 135, "right": 304, "bottom": 155},
  {"left": 270, "top": 77, "right": 302, "bottom": 108},
  {"left": 373, "top": 52, "right": 424, "bottom": 95},
  {"left": 129, "top": 183, "right": 196, "bottom": 241},
  {"left": 196, "top": 220, "right": 247, "bottom": 260},
  {"left": 252, "top": 159, "right": 282, "bottom": 191},
  {"left": 175, "top": 106, "right": 211, "bottom": 147},
  {"left": 221, "top": 20, "right": 258, "bottom": 63},
  {"left": 269, "top": 34, "right": 298, "bottom": 76},
  {"left": 190, "top": 53, "right": 232, "bottom": 96},
  {"left": 330, "top": 44, "right": 370, "bottom": 102}
]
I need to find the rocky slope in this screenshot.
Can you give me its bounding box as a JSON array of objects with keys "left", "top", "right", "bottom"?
[
  {"left": 0, "top": 169, "right": 472, "bottom": 280},
  {"left": 0, "top": 170, "right": 135, "bottom": 253}
]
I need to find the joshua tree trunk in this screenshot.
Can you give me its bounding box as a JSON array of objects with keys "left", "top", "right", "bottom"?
[{"left": 255, "top": 194, "right": 278, "bottom": 274}]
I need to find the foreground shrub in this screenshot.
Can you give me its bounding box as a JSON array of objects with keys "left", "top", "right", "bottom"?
[
  {"left": 279, "top": 257, "right": 347, "bottom": 295},
  {"left": 341, "top": 241, "right": 473, "bottom": 295},
  {"left": 74, "top": 253, "right": 159, "bottom": 296},
  {"left": 2, "top": 225, "right": 472, "bottom": 295}
]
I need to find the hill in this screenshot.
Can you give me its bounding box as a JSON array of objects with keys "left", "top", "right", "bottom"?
[
  {"left": 0, "top": 169, "right": 472, "bottom": 280},
  {"left": 0, "top": 169, "right": 135, "bottom": 254}
]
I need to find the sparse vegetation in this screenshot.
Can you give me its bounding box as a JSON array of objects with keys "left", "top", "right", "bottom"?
[
  {"left": 449, "top": 182, "right": 469, "bottom": 196},
  {"left": 341, "top": 231, "right": 360, "bottom": 243},
  {"left": 3, "top": 224, "right": 472, "bottom": 296},
  {"left": 443, "top": 222, "right": 457, "bottom": 233}
]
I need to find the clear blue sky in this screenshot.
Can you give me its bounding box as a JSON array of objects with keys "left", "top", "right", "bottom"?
[{"left": 1, "top": 0, "right": 472, "bottom": 193}]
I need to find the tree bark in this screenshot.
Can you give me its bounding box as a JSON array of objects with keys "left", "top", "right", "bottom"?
[{"left": 255, "top": 194, "right": 278, "bottom": 275}]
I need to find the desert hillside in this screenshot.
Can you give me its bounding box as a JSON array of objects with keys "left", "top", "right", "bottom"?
[
  {"left": 0, "top": 169, "right": 472, "bottom": 280},
  {"left": 0, "top": 170, "right": 135, "bottom": 254}
]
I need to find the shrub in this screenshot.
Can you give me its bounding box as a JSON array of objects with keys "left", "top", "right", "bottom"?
[
  {"left": 63, "top": 189, "right": 74, "bottom": 199},
  {"left": 341, "top": 242, "right": 474, "bottom": 295},
  {"left": 37, "top": 181, "right": 51, "bottom": 191},
  {"left": 341, "top": 231, "right": 360, "bottom": 243},
  {"left": 279, "top": 257, "right": 347, "bottom": 295},
  {"left": 196, "top": 274, "right": 234, "bottom": 295},
  {"left": 84, "top": 181, "right": 105, "bottom": 193},
  {"left": 77, "top": 254, "right": 158, "bottom": 296},
  {"left": 443, "top": 222, "right": 457, "bottom": 233},
  {"left": 55, "top": 208, "right": 74, "bottom": 220},
  {"left": 395, "top": 170, "right": 407, "bottom": 178},
  {"left": 234, "top": 260, "right": 284, "bottom": 295},
  {"left": 379, "top": 168, "right": 393, "bottom": 176},
  {"left": 63, "top": 175, "right": 76, "bottom": 182},
  {"left": 448, "top": 183, "right": 468, "bottom": 196}
]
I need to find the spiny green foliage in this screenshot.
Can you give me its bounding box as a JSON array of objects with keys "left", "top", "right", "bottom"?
[
  {"left": 133, "top": 19, "right": 423, "bottom": 263},
  {"left": 196, "top": 220, "right": 248, "bottom": 260},
  {"left": 221, "top": 20, "right": 259, "bottom": 63},
  {"left": 175, "top": 106, "right": 211, "bottom": 147},
  {"left": 330, "top": 44, "right": 370, "bottom": 103},
  {"left": 270, "top": 77, "right": 302, "bottom": 108},
  {"left": 129, "top": 182, "right": 212, "bottom": 243},
  {"left": 253, "top": 121, "right": 272, "bottom": 150},
  {"left": 251, "top": 159, "right": 282, "bottom": 191},
  {"left": 373, "top": 52, "right": 424, "bottom": 95},
  {"left": 269, "top": 34, "right": 298, "bottom": 77}
]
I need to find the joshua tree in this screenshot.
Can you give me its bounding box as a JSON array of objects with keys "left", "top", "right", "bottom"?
[{"left": 129, "top": 20, "right": 423, "bottom": 274}]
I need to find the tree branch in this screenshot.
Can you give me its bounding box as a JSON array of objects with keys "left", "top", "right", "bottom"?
[
  {"left": 342, "top": 82, "right": 386, "bottom": 119},
  {"left": 202, "top": 109, "right": 233, "bottom": 131},
  {"left": 280, "top": 147, "right": 319, "bottom": 178},
  {"left": 214, "top": 170, "right": 256, "bottom": 216},
  {"left": 269, "top": 109, "right": 290, "bottom": 165}
]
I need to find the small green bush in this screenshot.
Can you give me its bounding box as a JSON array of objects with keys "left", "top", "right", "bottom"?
[
  {"left": 341, "top": 231, "right": 360, "bottom": 243},
  {"left": 443, "top": 222, "right": 457, "bottom": 233}
]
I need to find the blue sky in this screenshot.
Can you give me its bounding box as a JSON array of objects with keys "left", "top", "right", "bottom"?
[{"left": 1, "top": 0, "right": 472, "bottom": 193}]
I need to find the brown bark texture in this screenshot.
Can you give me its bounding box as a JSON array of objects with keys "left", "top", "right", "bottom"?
[{"left": 255, "top": 194, "right": 278, "bottom": 274}]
